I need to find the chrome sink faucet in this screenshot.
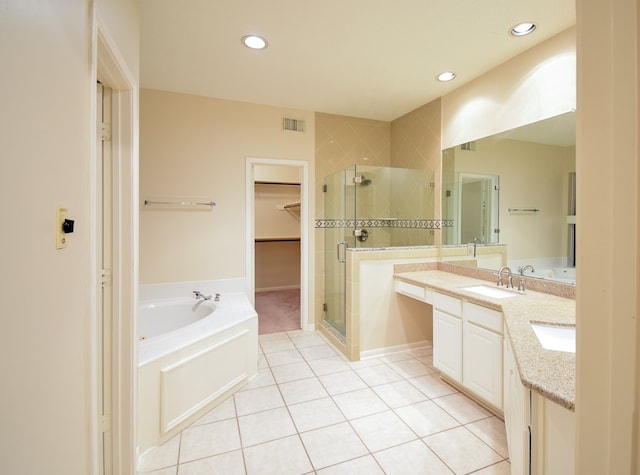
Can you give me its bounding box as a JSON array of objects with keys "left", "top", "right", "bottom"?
[
  {"left": 193, "top": 290, "right": 212, "bottom": 301},
  {"left": 517, "top": 264, "right": 536, "bottom": 291},
  {"left": 497, "top": 266, "right": 513, "bottom": 288}
]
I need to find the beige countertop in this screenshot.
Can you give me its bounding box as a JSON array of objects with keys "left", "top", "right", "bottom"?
[{"left": 395, "top": 270, "right": 576, "bottom": 411}]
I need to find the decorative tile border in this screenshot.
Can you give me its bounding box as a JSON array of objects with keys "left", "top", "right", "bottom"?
[{"left": 315, "top": 218, "right": 452, "bottom": 229}]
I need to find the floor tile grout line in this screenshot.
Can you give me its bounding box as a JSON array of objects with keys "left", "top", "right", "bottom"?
[
  {"left": 348, "top": 360, "right": 463, "bottom": 474},
  {"left": 230, "top": 393, "right": 251, "bottom": 475},
  {"left": 273, "top": 342, "right": 396, "bottom": 472},
  {"left": 174, "top": 432, "right": 182, "bottom": 474},
  {"left": 269, "top": 355, "right": 316, "bottom": 472},
  {"left": 461, "top": 421, "right": 509, "bottom": 462}
]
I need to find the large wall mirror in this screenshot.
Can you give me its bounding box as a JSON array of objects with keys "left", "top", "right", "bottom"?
[{"left": 442, "top": 112, "right": 576, "bottom": 284}]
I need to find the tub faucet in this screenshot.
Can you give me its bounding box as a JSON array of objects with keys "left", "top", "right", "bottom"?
[
  {"left": 518, "top": 264, "right": 535, "bottom": 276},
  {"left": 497, "top": 266, "right": 513, "bottom": 288},
  {"left": 517, "top": 264, "right": 535, "bottom": 291},
  {"left": 193, "top": 290, "right": 212, "bottom": 300}
]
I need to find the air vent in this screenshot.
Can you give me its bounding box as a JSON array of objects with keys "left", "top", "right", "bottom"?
[{"left": 283, "top": 117, "right": 305, "bottom": 132}]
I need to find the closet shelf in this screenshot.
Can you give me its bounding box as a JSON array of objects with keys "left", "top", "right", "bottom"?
[
  {"left": 277, "top": 201, "right": 301, "bottom": 210},
  {"left": 255, "top": 236, "right": 301, "bottom": 242}
]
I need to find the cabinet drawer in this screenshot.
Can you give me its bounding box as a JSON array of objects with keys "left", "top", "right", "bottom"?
[
  {"left": 434, "top": 292, "right": 462, "bottom": 317},
  {"left": 395, "top": 280, "right": 426, "bottom": 301},
  {"left": 464, "top": 301, "right": 503, "bottom": 334}
]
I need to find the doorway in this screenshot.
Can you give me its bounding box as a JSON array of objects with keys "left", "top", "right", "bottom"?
[
  {"left": 246, "top": 158, "right": 311, "bottom": 333},
  {"left": 457, "top": 173, "right": 500, "bottom": 244}
]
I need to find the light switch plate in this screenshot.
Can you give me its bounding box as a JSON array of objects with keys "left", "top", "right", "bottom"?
[{"left": 56, "top": 207, "right": 68, "bottom": 249}]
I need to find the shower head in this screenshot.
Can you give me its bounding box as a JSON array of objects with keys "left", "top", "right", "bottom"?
[{"left": 355, "top": 175, "right": 372, "bottom": 186}]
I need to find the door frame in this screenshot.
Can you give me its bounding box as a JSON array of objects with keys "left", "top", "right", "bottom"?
[
  {"left": 93, "top": 20, "right": 138, "bottom": 474},
  {"left": 246, "top": 158, "right": 312, "bottom": 331}
]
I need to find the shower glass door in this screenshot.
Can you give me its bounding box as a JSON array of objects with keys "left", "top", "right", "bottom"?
[
  {"left": 323, "top": 167, "right": 356, "bottom": 337},
  {"left": 323, "top": 164, "right": 431, "bottom": 338}
]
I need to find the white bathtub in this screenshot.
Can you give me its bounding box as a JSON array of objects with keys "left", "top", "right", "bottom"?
[
  {"left": 520, "top": 266, "right": 576, "bottom": 284},
  {"left": 137, "top": 279, "right": 258, "bottom": 454},
  {"left": 509, "top": 259, "right": 576, "bottom": 284},
  {"left": 139, "top": 298, "right": 216, "bottom": 340}
]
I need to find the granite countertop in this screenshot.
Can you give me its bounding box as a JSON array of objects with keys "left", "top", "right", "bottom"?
[{"left": 394, "top": 270, "right": 576, "bottom": 411}]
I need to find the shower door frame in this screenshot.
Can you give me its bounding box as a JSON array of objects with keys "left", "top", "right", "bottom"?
[{"left": 322, "top": 167, "right": 356, "bottom": 340}]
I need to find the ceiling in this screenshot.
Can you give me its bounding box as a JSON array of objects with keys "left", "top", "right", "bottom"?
[{"left": 139, "top": 0, "right": 575, "bottom": 122}]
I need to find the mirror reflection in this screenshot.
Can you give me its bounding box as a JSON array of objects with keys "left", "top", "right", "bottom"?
[{"left": 442, "top": 112, "right": 576, "bottom": 283}]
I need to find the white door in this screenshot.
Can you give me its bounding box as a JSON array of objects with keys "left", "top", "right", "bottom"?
[{"left": 504, "top": 336, "right": 529, "bottom": 475}]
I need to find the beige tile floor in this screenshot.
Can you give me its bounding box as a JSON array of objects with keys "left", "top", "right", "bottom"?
[{"left": 138, "top": 331, "right": 511, "bottom": 475}]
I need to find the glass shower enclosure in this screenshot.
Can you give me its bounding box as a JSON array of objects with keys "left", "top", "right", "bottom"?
[{"left": 323, "top": 165, "right": 434, "bottom": 338}]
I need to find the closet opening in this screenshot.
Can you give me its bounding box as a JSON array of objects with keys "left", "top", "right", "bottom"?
[{"left": 246, "top": 159, "right": 309, "bottom": 335}]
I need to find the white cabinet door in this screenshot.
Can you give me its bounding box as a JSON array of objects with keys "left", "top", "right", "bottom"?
[
  {"left": 537, "top": 395, "right": 576, "bottom": 475},
  {"left": 433, "top": 309, "right": 462, "bottom": 382},
  {"left": 463, "top": 322, "right": 503, "bottom": 408},
  {"left": 504, "top": 335, "right": 529, "bottom": 475}
]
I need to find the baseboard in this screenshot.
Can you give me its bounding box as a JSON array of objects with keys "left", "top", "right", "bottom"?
[
  {"left": 255, "top": 285, "right": 301, "bottom": 293},
  {"left": 360, "top": 340, "right": 433, "bottom": 360}
]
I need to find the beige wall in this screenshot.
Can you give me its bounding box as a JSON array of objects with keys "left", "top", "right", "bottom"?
[
  {"left": 575, "top": 0, "right": 639, "bottom": 473},
  {"left": 391, "top": 99, "right": 442, "bottom": 171},
  {"left": 442, "top": 28, "right": 576, "bottom": 149},
  {"left": 0, "top": 1, "right": 139, "bottom": 474},
  {"left": 391, "top": 99, "right": 443, "bottom": 246},
  {"left": 255, "top": 241, "right": 301, "bottom": 291},
  {"left": 254, "top": 183, "right": 301, "bottom": 238},
  {"left": 314, "top": 112, "right": 392, "bottom": 217},
  {"left": 140, "top": 89, "right": 315, "bottom": 284}
]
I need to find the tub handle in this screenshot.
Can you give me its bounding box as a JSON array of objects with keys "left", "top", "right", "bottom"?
[{"left": 336, "top": 241, "right": 347, "bottom": 263}]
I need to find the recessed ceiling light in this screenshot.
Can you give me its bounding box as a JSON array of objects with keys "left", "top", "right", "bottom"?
[
  {"left": 510, "top": 22, "right": 536, "bottom": 36},
  {"left": 437, "top": 71, "right": 456, "bottom": 82},
  {"left": 242, "top": 35, "right": 268, "bottom": 50}
]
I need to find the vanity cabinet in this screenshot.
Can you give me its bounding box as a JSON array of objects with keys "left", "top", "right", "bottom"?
[
  {"left": 463, "top": 302, "right": 503, "bottom": 409},
  {"left": 504, "top": 325, "right": 576, "bottom": 475},
  {"left": 432, "top": 293, "right": 463, "bottom": 382},
  {"left": 432, "top": 292, "right": 503, "bottom": 410}
]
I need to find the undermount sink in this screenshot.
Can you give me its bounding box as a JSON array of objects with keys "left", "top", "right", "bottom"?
[
  {"left": 531, "top": 322, "right": 576, "bottom": 353},
  {"left": 462, "top": 285, "right": 519, "bottom": 299}
]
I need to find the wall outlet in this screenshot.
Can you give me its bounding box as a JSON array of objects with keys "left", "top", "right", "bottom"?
[{"left": 56, "top": 207, "right": 68, "bottom": 249}]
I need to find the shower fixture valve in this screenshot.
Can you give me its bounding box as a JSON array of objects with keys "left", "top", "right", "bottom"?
[{"left": 353, "top": 228, "right": 369, "bottom": 242}]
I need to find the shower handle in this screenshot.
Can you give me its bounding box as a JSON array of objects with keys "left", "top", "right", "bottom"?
[{"left": 337, "top": 241, "right": 347, "bottom": 263}]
